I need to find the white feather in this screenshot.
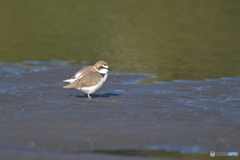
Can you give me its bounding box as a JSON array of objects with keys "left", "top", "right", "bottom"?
[
  {"left": 63, "top": 79, "right": 76, "bottom": 83},
  {"left": 79, "top": 74, "right": 108, "bottom": 94},
  {"left": 103, "top": 65, "right": 108, "bottom": 68},
  {"left": 63, "top": 72, "right": 83, "bottom": 84},
  {"left": 99, "top": 68, "right": 108, "bottom": 74},
  {"left": 94, "top": 66, "right": 108, "bottom": 74},
  {"left": 74, "top": 72, "right": 82, "bottom": 79}
]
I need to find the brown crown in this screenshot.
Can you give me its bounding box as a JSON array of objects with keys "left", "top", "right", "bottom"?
[{"left": 94, "top": 61, "right": 108, "bottom": 69}]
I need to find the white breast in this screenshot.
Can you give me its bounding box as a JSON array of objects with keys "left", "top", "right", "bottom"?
[
  {"left": 101, "top": 73, "right": 108, "bottom": 83},
  {"left": 79, "top": 74, "right": 108, "bottom": 94}
]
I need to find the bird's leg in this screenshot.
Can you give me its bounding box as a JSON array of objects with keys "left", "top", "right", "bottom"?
[{"left": 87, "top": 93, "right": 91, "bottom": 99}]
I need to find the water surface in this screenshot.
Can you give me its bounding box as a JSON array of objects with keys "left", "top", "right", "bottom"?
[{"left": 0, "top": 61, "right": 239, "bottom": 160}]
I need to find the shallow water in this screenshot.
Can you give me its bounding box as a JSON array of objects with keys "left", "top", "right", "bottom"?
[{"left": 0, "top": 61, "right": 239, "bottom": 160}]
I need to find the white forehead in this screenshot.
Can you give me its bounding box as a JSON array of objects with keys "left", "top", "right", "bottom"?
[{"left": 102, "top": 64, "right": 108, "bottom": 68}]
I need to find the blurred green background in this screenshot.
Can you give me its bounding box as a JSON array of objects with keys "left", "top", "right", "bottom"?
[{"left": 0, "top": 0, "right": 240, "bottom": 82}]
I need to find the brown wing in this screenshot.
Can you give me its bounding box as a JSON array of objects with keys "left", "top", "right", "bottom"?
[
  {"left": 70, "top": 66, "right": 94, "bottom": 79},
  {"left": 63, "top": 72, "right": 101, "bottom": 89}
]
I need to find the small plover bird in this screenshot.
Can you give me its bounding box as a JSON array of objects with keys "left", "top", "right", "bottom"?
[{"left": 63, "top": 61, "right": 111, "bottom": 99}]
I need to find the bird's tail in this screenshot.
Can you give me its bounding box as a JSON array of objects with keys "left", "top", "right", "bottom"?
[
  {"left": 63, "top": 79, "right": 75, "bottom": 83},
  {"left": 63, "top": 83, "right": 73, "bottom": 89}
]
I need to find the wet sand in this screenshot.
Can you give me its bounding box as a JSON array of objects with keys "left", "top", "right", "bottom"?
[{"left": 0, "top": 62, "right": 239, "bottom": 160}]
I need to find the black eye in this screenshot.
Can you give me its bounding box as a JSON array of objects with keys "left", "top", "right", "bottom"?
[{"left": 99, "top": 66, "right": 104, "bottom": 69}]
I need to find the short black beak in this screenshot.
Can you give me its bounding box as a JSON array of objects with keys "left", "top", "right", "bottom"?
[{"left": 108, "top": 68, "right": 112, "bottom": 71}]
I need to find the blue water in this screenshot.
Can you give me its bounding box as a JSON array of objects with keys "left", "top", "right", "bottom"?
[{"left": 0, "top": 61, "right": 239, "bottom": 159}]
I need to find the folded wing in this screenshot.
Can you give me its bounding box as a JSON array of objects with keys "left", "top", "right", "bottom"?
[{"left": 63, "top": 71, "right": 101, "bottom": 89}]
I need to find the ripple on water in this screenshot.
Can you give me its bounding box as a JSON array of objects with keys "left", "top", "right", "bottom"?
[{"left": 0, "top": 61, "right": 240, "bottom": 157}]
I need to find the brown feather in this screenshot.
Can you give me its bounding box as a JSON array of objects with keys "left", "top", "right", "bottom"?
[
  {"left": 63, "top": 71, "right": 101, "bottom": 89},
  {"left": 70, "top": 66, "right": 95, "bottom": 79},
  {"left": 94, "top": 61, "right": 107, "bottom": 70}
]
